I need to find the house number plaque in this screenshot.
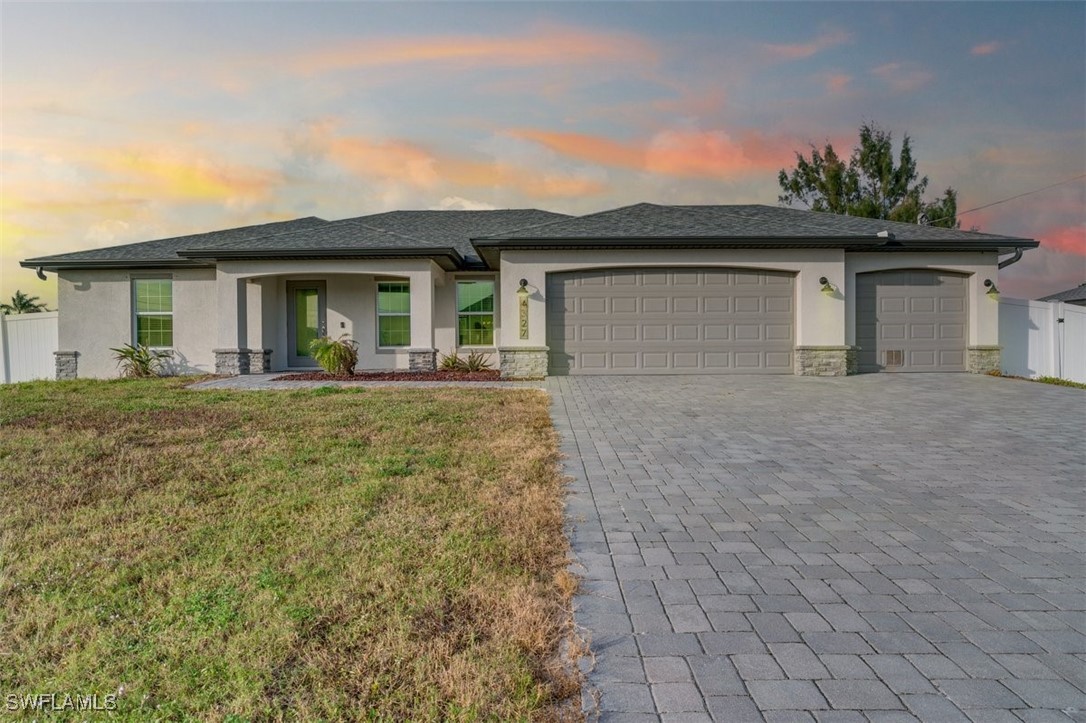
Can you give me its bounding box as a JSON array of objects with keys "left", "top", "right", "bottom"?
[{"left": 519, "top": 294, "right": 529, "bottom": 339}]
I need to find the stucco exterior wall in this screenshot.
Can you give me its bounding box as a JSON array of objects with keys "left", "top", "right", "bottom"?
[
  {"left": 497, "top": 249, "right": 847, "bottom": 349},
  {"left": 844, "top": 251, "right": 1000, "bottom": 346},
  {"left": 57, "top": 267, "right": 217, "bottom": 378}
]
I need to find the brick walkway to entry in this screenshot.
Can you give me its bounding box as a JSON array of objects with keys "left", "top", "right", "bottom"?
[{"left": 547, "top": 375, "right": 1085, "bottom": 722}]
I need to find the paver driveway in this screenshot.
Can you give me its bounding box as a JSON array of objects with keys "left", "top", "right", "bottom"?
[{"left": 546, "top": 374, "right": 1085, "bottom": 722}]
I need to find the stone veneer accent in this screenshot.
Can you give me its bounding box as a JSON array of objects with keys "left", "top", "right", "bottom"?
[
  {"left": 498, "top": 347, "right": 549, "bottom": 379},
  {"left": 407, "top": 348, "right": 437, "bottom": 372},
  {"left": 54, "top": 350, "right": 79, "bottom": 380},
  {"left": 794, "top": 346, "right": 858, "bottom": 376},
  {"left": 214, "top": 348, "right": 268, "bottom": 376},
  {"left": 967, "top": 345, "right": 1002, "bottom": 374}
]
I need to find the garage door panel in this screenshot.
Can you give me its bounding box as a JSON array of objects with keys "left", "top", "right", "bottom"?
[
  {"left": 548, "top": 267, "right": 794, "bottom": 375},
  {"left": 856, "top": 270, "right": 968, "bottom": 373}
]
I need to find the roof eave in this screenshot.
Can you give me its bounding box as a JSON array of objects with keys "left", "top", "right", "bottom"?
[
  {"left": 20, "top": 258, "right": 213, "bottom": 273},
  {"left": 177, "top": 247, "right": 464, "bottom": 271},
  {"left": 471, "top": 236, "right": 1038, "bottom": 268}
]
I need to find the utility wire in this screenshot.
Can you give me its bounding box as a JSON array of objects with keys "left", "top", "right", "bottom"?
[{"left": 925, "top": 173, "right": 1086, "bottom": 227}]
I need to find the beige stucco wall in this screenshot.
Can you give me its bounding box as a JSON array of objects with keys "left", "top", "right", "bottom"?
[
  {"left": 844, "top": 251, "right": 1001, "bottom": 346},
  {"left": 57, "top": 267, "right": 217, "bottom": 378},
  {"left": 497, "top": 248, "right": 848, "bottom": 349}
]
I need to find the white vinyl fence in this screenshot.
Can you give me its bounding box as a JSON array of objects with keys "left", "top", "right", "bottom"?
[
  {"left": 0, "top": 311, "right": 58, "bottom": 383},
  {"left": 1000, "top": 298, "right": 1086, "bottom": 384}
]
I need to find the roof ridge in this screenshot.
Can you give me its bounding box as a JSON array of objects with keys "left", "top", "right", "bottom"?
[
  {"left": 180, "top": 218, "right": 432, "bottom": 252},
  {"left": 471, "top": 202, "right": 671, "bottom": 240}
]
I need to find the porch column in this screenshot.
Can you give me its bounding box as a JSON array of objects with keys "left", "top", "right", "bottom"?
[
  {"left": 213, "top": 271, "right": 254, "bottom": 375},
  {"left": 407, "top": 267, "right": 436, "bottom": 371}
]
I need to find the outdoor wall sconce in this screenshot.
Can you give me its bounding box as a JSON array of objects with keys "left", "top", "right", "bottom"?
[
  {"left": 984, "top": 279, "right": 1000, "bottom": 299},
  {"left": 819, "top": 276, "right": 836, "bottom": 295},
  {"left": 516, "top": 278, "right": 530, "bottom": 339}
]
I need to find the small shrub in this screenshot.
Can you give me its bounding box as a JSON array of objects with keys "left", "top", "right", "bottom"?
[
  {"left": 309, "top": 335, "right": 358, "bottom": 375},
  {"left": 110, "top": 343, "right": 170, "bottom": 378},
  {"left": 1036, "top": 376, "right": 1086, "bottom": 389},
  {"left": 438, "top": 351, "right": 493, "bottom": 372},
  {"left": 462, "top": 350, "right": 493, "bottom": 372},
  {"left": 439, "top": 353, "right": 464, "bottom": 370}
]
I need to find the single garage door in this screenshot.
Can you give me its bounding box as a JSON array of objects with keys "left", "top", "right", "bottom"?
[
  {"left": 856, "top": 270, "right": 968, "bottom": 372},
  {"left": 547, "top": 268, "right": 794, "bottom": 375}
]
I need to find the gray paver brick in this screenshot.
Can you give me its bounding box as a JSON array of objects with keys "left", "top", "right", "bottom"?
[
  {"left": 816, "top": 679, "right": 903, "bottom": 709},
  {"left": 550, "top": 376, "right": 1083, "bottom": 721},
  {"left": 747, "top": 680, "right": 828, "bottom": 710}
]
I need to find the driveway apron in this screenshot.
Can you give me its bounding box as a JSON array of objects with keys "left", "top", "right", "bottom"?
[{"left": 547, "top": 375, "right": 1085, "bottom": 722}]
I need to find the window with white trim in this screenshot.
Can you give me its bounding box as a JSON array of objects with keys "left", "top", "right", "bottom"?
[
  {"left": 457, "top": 279, "right": 495, "bottom": 346},
  {"left": 133, "top": 278, "right": 173, "bottom": 348},
  {"left": 377, "top": 281, "right": 410, "bottom": 347}
]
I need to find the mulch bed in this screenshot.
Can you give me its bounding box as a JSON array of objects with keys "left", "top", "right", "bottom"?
[{"left": 272, "top": 369, "right": 506, "bottom": 382}]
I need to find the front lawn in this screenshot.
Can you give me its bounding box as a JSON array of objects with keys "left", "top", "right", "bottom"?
[{"left": 0, "top": 379, "right": 577, "bottom": 720}]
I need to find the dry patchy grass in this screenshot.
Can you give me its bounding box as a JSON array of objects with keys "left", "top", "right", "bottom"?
[{"left": 0, "top": 378, "right": 579, "bottom": 721}]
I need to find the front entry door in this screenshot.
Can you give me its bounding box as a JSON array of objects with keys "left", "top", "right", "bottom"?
[{"left": 287, "top": 281, "right": 327, "bottom": 367}]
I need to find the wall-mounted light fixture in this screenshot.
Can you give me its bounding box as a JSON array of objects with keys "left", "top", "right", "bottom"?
[
  {"left": 819, "top": 276, "right": 836, "bottom": 295},
  {"left": 516, "top": 278, "right": 530, "bottom": 299},
  {"left": 984, "top": 279, "right": 1000, "bottom": 299}
]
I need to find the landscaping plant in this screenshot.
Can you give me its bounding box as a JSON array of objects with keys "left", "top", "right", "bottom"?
[
  {"left": 438, "top": 350, "right": 493, "bottom": 372},
  {"left": 309, "top": 334, "right": 359, "bottom": 375},
  {"left": 110, "top": 343, "right": 170, "bottom": 378}
]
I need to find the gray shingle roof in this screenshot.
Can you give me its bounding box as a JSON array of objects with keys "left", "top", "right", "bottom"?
[
  {"left": 23, "top": 217, "right": 328, "bottom": 268},
  {"left": 341, "top": 209, "right": 571, "bottom": 265},
  {"left": 476, "top": 202, "right": 1028, "bottom": 242},
  {"left": 1038, "top": 282, "right": 1086, "bottom": 303},
  {"left": 179, "top": 219, "right": 467, "bottom": 269}
]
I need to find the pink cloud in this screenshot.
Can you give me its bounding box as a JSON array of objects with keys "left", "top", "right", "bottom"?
[
  {"left": 971, "top": 41, "right": 1002, "bottom": 56},
  {"left": 1039, "top": 224, "right": 1086, "bottom": 256},
  {"left": 824, "top": 73, "right": 852, "bottom": 94},
  {"left": 762, "top": 29, "right": 851, "bottom": 60},
  {"left": 871, "top": 62, "right": 933, "bottom": 92},
  {"left": 288, "top": 26, "right": 657, "bottom": 75},
  {"left": 511, "top": 127, "right": 796, "bottom": 179}
]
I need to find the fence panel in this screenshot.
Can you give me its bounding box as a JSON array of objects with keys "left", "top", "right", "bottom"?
[
  {"left": 0, "top": 311, "right": 59, "bottom": 383},
  {"left": 1000, "top": 298, "right": 1086, "bottom": 384}
]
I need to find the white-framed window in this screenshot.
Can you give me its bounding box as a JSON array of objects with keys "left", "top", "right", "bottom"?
[
  {"left": 376, "top": 281, "right": 410, "bottom": 347},
  {"left": 457, "top": 279, "right": 495, "bottom": 347},
  {"left": 132, "top": 277, "right": 173, "bottom": 348}
]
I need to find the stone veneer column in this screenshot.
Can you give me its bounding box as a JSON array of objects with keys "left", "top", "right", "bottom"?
[
  {"left": 54, "top": 350, "right": 79, "bottom": 380},
  {"left": 967, "top": 345, "right": 1001, "bottom": 374},
  {"left": 249, "top": 349, "right": 273, "bottom": 374},
  {"left": 794, "top": 346, "right": 858, "bottom": 376},
  {"left": 407, "top": 348, "right": 437, "bottom": 372},
  {"left": 214, "top": 348, "right": 252, "bottom": 376},
  {"left": 498, "top": 347, "right": 549, "bottom": 379}
]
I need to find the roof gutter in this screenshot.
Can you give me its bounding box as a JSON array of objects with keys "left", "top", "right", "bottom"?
[
  {"left": 177, "top": 246, "right": 465, "bottom": 271},
  {"left": 998, "top": 247, "right": 1024, "bottom": 269},
  {"left": 19, "top": 258, "right": 213, "bottom": 273}
]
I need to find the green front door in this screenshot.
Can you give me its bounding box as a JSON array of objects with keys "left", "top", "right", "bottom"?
[{"left": 287, "top": 281, "right": 326, "bottom": 367}]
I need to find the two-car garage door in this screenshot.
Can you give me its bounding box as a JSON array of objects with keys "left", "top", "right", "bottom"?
[{"left": 547, "top": 268, "right": 794, "bottom": 374}]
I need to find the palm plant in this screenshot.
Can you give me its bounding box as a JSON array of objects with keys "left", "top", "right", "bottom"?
[
  {"left": 0, "top": 290, "right": 49, "bottom": 314},
  {"left": 110, "top": 343, "right": 170, "bottom": 378},
  {"left": 309, "top": 335, "right": 359, "bottom": 375}
]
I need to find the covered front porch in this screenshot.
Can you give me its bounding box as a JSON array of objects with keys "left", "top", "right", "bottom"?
[{"left": 212, "top": 259, "right": 456, "bottom": 374}]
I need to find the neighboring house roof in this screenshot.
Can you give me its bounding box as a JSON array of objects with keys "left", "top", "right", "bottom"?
[
  {"left": 22, "top": 217, "right": 328, "bottom": 269},
  {"left": 22, "top": 203, "right": 1037, "bottom": 273},
  {"left": 1038, "top": 282, "right": 1086, "bottom": 304}
]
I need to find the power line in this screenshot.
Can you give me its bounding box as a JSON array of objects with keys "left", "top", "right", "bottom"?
[{"left": 925, "top": 173, "right": 1086, "bottom": 227}]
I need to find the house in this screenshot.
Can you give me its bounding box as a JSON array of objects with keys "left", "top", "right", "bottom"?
[
  {"left": 22, "top": 203, "right": 1038, "bottom": 380},
  {"left": 1038, "top": 282, "right": 1086, "bottom": 307}
]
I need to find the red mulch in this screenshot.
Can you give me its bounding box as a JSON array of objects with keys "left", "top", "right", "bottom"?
[{"left": 272, "top": 369, "right": 505, "bottom": 382}]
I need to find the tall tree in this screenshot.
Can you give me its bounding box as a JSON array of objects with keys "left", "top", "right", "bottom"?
[
  {"left": 0, "top": 290, "right": 49, "bottom": 314},
  {"left": 778, "top": 123, "right": 959, "bottom": 228}
]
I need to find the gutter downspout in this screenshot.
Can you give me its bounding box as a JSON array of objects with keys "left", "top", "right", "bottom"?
[{"left": 998, "top": 247, "right": 1024, "bottom": 269}]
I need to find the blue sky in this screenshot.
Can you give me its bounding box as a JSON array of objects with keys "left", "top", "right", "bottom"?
[{"left": 2, "top": 1, "right": 1083, "bottom": 305}]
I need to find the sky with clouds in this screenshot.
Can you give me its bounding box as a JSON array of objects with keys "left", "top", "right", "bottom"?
[{"left": 2, "top": 1, "right": 1083, "bottom": 306}]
